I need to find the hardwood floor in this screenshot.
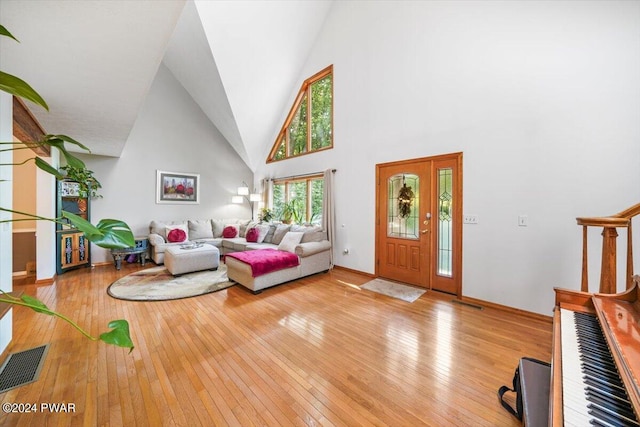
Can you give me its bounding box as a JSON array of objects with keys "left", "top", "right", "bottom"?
[{"left": 0, "top": 263, "right": 552, "bottom": 426}]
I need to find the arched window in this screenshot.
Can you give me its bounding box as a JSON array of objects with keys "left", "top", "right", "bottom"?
[{"left": 267, "top": 65, "right": 333, "bottom": 162}]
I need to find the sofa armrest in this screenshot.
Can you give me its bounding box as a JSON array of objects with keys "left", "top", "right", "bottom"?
[
  {"left": 148, "top": 233, "right": 165, "bottom": 246},
  {"left": 295, "top": 240, "right": 331, "bottom": 257}
]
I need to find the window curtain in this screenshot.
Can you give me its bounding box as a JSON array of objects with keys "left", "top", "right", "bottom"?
[
  {"left": 262, "top": 178, "right": 273, "bottom": 211},
  {"left": 322, "top": 169, "right": 336, "bottom": 268}
]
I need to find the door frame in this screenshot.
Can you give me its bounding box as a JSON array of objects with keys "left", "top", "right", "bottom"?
[{"left": 375, "top": 152, "right": 463, "bottom": 297}]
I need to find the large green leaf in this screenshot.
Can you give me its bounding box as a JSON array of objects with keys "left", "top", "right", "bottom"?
[
  {"left": 20, "top": 294, "right": 51, "bottom": 315},
  {"left": 99, "top": 320, "right": 134, "bottom": 353},
  {"left": 62, "top": 211, "right": 135, "bottom": 249},
  {"left": 40, "top": 135, "right": 89, "bottom": 169},
  {"left": 0, "top": 25, "right": 19, "bottom": 42},
  {"left": 34, "top": 157, "right": 64, "bottom": 179},
  {"left": 0, "top": 70, "right": 49, "bottom": 111}
]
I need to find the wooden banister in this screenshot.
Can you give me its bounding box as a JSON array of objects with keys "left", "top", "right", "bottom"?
[{"left": 577, "top": 202, "right": 640, "bottom": 294}]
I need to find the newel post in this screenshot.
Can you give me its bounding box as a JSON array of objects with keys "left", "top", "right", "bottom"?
[{"left": 599, "top": 227, "right": 618, "bottom": 294}]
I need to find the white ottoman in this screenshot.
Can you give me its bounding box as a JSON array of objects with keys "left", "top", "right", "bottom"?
[{"left": 164, "top": 245, "right": 220, "bottom": 275}]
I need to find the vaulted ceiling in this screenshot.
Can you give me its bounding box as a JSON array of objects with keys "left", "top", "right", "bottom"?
[{"left": 0, "top": 0, "right": 333, "bottom": 171}]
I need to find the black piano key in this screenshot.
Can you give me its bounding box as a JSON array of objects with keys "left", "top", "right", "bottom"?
[
  {"left": 571, "top": 311, "right": 640, "bottom": 426},
  {"left": 584, "top": 376, "right": 630, "bottom": 400},
  {"left": 586, "top": 388, "right": 636, "bottom": 421},
  {"left": 581, "top": 353, "right": 618, "bottom": 371},
  {"left": 591, "top": 420, "right": 618, "bottom": 427},
  {"left": 583, "top": 364, "right": 622, "bottom": 384},
  {"left": 588, "top": 404, "right": 640, "bottom": 427}
]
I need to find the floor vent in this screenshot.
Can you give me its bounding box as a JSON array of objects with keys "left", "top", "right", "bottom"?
[
  {"left": 452, "top": 299, "right": 484, "bottom": 310},
  {"left": 0, "top": 344, "right": 49, "bottom": 393}
]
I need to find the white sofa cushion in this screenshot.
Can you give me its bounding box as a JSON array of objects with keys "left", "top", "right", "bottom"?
[
  {"left": 188, "top": 219, "right": 214, "bottom": 240},
  {"left": 272, "top": 224, "right": 291, "bottom": 245},
  {"left": 278, "top": 232, "right": 304, "bottom": 253}
]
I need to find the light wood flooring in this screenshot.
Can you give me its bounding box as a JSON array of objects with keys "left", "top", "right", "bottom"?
[{"left": 1, "top": 262, "right": 552, "bottom": 426}]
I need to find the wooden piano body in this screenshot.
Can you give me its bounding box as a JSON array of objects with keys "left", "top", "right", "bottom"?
[{"left": 551, "top": 276, "right": 640, "bottom": 425}]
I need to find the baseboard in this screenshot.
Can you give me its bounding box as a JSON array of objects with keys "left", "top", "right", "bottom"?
[
  {"left": 459, "top": 295, "right": 553, "bottom": 323},
  {"left": 92, "top": 262, "right": 112, "bottom": 267},
  {"left": 332, "top": 265, "right": 375, "bottom": 278},
  {"left": 34, "top": 277, "right": 55, "bottom": 286}
]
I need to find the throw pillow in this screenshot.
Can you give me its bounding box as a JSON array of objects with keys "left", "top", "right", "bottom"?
[
  {"left": 277, "top": 231, "right": 304, "bottom": 253},
  {"left": 222, "top": 225, "right": 239, "bottom": 238},
  {"left": 272, "top": 224, "right": 291, "bottom": 245},
  {"left": 166, "top": 224, "right": 188, "bottom": 243},
  {"left": 254, "top": 224, "right": 270, "bottom": 243},
  {"left": 188, "top": 219, "right": 214, "bottom": 240},
  {"left": 245, "top": 227, "right": 259, "bottom": 242},
  {"left": 262, "top": 224, "right": 277, "bottom": 243}
]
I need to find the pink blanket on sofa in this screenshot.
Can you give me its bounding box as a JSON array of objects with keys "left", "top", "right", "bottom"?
[{"left": 226, "top": 249, "right": 299, "bottom": 277}]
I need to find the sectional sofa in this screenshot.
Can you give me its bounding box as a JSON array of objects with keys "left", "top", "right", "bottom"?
[{"left": 147, "top": 219, "right": 332, "bottom": 286}]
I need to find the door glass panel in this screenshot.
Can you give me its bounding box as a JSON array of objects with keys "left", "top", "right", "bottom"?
[
  {"left": 387, "top": 174, "right": 419, "bottom": 239},
  {"left": 438, "top": 168, "right": 453, "bottom": 277}
]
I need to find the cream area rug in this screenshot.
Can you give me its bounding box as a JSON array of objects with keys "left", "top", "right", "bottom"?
[
  {"left": 360, "top": 278, "right": 426, "bottom": 303},
  {"left": 107, "top": 264, "right": 234, "bottom": 301}
]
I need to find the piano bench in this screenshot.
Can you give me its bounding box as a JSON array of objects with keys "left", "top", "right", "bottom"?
[{"left": 519, "top": 358, "right": 551, "bottom": 427}]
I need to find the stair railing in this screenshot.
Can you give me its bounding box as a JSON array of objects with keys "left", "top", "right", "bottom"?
[{"left": 576, "top": 203, "right": 640, "bottom": 294}]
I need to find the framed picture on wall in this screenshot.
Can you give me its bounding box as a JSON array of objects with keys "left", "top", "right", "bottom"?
[{"left": 156, "top": 170, "right": 200, "bottom": 204}]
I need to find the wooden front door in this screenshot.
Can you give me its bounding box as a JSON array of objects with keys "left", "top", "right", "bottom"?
[
  {"left": 376, "top": 153, "right": 462, "bottom": 295},
  {"left": 376, "top": 161, "right": 431, "bottom": 288}
]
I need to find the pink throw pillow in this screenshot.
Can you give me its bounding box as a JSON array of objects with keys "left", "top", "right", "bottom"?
[
  {"left": 222, "top": 226, "right": 238, "bottom": 238},
  {"left": 245, "top": 228, "right": 259, "bottom": 243},
  {"left": 167, "top": 228, "right": 187, "bottom": 243}
]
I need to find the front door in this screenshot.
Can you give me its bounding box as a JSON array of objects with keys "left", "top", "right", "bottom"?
[
  {"left": 376, "top": 161, "right": 431, "bottom": 288},
  {"left": 376, "top": 153, "right": 462, "bottom": 295}
]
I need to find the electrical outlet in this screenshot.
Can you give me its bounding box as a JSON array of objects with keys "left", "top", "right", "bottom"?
[
  {"left": 518, "top": 215, "right": 528, "bottom": 227},
  {"left": 463, "top": 215, "right": 478, "bottom": 224}
]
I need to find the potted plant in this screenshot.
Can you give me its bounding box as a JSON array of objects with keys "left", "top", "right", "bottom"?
[
  {"left": 59, "top": 164, "right": 102, "bottom": 199},
  {"left": 281, "top": 200, "right": 303, "bottom": 224},
  {"left": 0, "top": 25, "right": 134, "bottom": 351},
  {"left": 258, "top": 207, "right": 273, "bottom": 223}
]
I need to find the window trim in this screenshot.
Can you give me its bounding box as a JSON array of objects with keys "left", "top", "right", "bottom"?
[
  {"left": 267, "top": 65, "right": 333, "bottom": 163},
  {"left": 272, "top": 174, "right": 324, "bottom": 224}
]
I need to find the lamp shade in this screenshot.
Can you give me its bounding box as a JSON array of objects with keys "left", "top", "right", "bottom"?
[
  {"left": 237, "top": 186, "right": 249, "bottom": 196},
  {"left": 249, "top": 193, "right": 261, "bottom": 202},
  {"left": 231, "top": 196, "right": 244, "bottom": 204}
]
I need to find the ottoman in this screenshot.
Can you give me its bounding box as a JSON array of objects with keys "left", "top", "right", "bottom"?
[
  {"left": 165, "top": 244, "right": 220, "bottom": 275},
  {"left": 225, "top": 249, "right": 300, "bottom": 293}
]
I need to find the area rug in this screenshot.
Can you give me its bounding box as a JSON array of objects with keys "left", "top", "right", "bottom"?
[
  {"left": 107, "top": 264, "right": 234, "bottom": 301},
  {"left": 360, "top": 278, "right": 426, "bottom": 303}
]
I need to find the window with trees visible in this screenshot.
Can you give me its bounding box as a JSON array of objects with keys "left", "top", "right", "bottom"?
[
  {"left": 268, "top": 65, "right": 333, "bottom": 162},
  {"left": 272, "top": 175, "right": 324, "bottom": 225}
]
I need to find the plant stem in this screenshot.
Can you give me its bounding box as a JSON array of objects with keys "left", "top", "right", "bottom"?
[
  {"left": 0, "top": 207, "right": 61, "bottom": 223},
  {"left": 0, "top": 296, "right": 97, "bottom": 341},
  {"left": 0, "top": 157, "right": 35, "bottom": 166}
]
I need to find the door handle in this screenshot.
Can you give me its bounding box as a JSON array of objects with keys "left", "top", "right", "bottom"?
[{"left": 421, "top": 229, "right": 429, "bottom": 234}]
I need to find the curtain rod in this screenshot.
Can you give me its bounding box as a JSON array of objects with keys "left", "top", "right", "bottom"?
[{"left": 270, "top": 169, "right": 336, "bottom": 181}]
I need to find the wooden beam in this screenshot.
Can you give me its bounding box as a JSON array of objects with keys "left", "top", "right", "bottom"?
[{"left": 12, "top": 96, "right": 50, "bottom": 156}]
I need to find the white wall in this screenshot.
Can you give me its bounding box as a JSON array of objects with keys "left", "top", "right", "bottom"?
[
  {"left": 36, "top": 154, "right": 57, "bottom": 281},
  {"left": 255, "top": 1, "right": 640, "bottom": 315},
  {"left": 0, "top": 92, "right": 13, "bottom": 353},
  {"left": 84, "top": 63, "right": 254, "bottom": 264}
]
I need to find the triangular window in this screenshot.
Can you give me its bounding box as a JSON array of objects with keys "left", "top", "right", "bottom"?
[{"left": 268, "top": 65, "right": 333, "bottom": 163}]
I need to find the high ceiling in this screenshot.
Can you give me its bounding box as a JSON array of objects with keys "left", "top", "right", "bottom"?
[{"left": 0, "top": 0, "right": 333, "bottom": 171}]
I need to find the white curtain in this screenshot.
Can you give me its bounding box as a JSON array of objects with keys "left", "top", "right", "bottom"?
[
  {"left": 262, "top": 178, "right": 273, "bottom": 210},
  {"left": 322, "top": 169, "right": 336, "bottom": 268}
]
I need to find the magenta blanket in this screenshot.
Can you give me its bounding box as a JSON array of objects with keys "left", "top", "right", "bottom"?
[{"left": 226, "top": 249, "right": 299, "bottom": 277}]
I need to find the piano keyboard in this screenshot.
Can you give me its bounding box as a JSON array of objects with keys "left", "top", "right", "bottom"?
[{"left": 560, "top": 308, "right": 640, "bottom": 426}]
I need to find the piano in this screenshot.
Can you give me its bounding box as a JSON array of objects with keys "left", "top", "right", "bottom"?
[{"left": 551, "top": 275, "right": 640, "bottom": 426}]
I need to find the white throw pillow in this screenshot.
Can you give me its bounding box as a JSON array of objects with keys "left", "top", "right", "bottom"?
[
  {"left": 277, "top": 231, "right": 304, "bottom": 253},
  {"left": 254, "top": 224, "right": 270, "bottom": 243}
]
